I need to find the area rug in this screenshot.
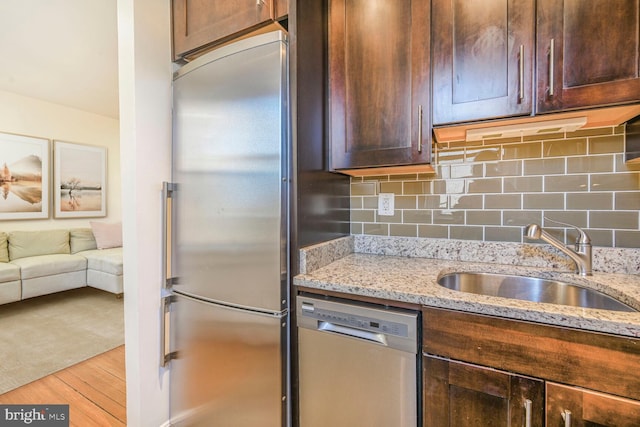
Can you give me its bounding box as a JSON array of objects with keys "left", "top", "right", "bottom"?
[{"left": 0, "top": 287, "right": 124, "bottom": 395}]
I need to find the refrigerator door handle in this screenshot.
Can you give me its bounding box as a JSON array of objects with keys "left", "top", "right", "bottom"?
[
  {"left": 161, "top": 294, "right": 178, "bottom": 367},
  {"left": 162, "top": 182, "right": 178, "bottom": 288}
]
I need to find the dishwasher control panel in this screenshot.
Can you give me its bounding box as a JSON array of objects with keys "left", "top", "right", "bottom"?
[{"left": 300, "top": 301, "right": 410, "bottom": 338}]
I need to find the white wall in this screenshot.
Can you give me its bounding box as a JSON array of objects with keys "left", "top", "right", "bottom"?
[
  {"left": 0, "top": 90, "right": 121, "bottom": 230},
  {"left": 117, "top": 0, "right": 172, "bottom": 425}
]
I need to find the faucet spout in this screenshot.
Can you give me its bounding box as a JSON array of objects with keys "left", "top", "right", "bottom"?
[{"left": 524, "top": 223, "right": 592, "bottom": 276}]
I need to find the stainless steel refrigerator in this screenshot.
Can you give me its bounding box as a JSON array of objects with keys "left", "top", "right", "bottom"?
[{"left": 162, "top": 31, "right": 289, "bottom": 427}]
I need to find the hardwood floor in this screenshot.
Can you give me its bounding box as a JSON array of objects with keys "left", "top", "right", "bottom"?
[{"left": 0, "top": 345, "right": 126, "bottom": 427}]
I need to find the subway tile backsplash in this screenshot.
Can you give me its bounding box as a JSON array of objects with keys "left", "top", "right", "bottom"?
[{"left": 350, "top": 126, "right": 640, "bottom": 248}]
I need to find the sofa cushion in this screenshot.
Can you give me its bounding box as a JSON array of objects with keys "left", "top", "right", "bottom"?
[
  {"left": 8, "top": 230, "right": 70, "bottom": 261},
  {"left": 70, "top": 228, "right": 98, "bottom": 254},
  {"left": 0, "top": 280, "right": 21, "bottom": 305},
  {"left": 0, "top": 232, "right": 8, "bottom": 263},
  {"left": 87, "top": 270, "right": 123, "bottom": 294},
  {"left": 0, "top": 261, "right": 20, "bottom": 282},
  {"left": 79, "top": 248, "right": 123, "bottom": 275},
  {"left": 90, "top": 221, "right": 122, "bottom": 249},
  {"left": 21, "top": 271, "right": 86, "bottom": 300},
  {"left": 10, "top": 254, "right": 87, "bottom": 280}
]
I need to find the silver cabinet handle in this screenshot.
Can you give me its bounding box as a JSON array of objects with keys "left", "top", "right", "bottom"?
[
  {"left": 418, "top": 105, "right": 423, "bottom": 153},
  {"left": 562, "top": 409, "right": 572, "bottom": 427},
  {"left": 548, "top": 39, "right": 555, "bottom": 96},
  {"left": 524, "top": 399, "right": 532, "bottom": 427},
  {"left": 519, "top": 45, "right": 525, "bottom": 102},
  {"left": 162, "top": 182, "right": 177, "bottom": 288}
]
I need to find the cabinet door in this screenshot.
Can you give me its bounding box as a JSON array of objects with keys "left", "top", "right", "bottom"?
[
  {"left": 547, "top": 382, "right": 640, "bottom": 427},
  {"left": 329, "top": 0, "right": 431, "bottom": 170},
  {"left": 424, "top": 355, "right": 544, "bottom": 426},
  {"left": 431, "top": 0, "right": 535, "bottom": 125},
  {"left": 172, "top": 0, "right": 274, "bottom": 59},
  {"left": 536, "top": 0, "right": 640, "bottom": 113},
  {"left": 275, "top": 0, "right": 288, "bottom": 21}
]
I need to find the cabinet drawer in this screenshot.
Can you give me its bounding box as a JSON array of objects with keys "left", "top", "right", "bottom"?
[{"left": 423, "top": 307, "right": 640, "bottom": 400}]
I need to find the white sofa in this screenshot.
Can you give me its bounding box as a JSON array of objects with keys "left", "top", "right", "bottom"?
[{"left": 0, "top": 228, "right": 123, "bottom": 305}]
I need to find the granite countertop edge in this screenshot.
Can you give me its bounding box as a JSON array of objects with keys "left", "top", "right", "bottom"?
[{"left": 294, "top": 237, "right": 640, "bottom": 338}]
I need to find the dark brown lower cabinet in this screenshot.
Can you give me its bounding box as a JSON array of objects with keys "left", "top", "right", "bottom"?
[
  {"left": 546, "top": 382, "right": 640, "bottom": 427},
  {"left": 423, "top": 355, "right": 544, "bottom": 426},
  {"left": 422, "top": 307, "right": 640, "bottom": 426}
]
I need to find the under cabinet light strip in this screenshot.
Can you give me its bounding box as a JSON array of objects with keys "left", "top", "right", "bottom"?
[{"left": 465, "top": 117, "right": 587, "bottom": 142}]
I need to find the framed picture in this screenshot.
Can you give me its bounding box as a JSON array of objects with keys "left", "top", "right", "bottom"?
[
  {"left": 54, "top": 141, "right": 107, "bottom": 218},
  {"left": 0, "top": 132, "right": 50, "bottom": 220}
]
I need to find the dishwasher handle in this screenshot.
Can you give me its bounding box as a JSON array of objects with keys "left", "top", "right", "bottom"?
[{"left": 318, "top": 321, "right": 388, "bottom": 346}]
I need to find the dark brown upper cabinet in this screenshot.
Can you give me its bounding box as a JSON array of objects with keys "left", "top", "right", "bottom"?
[
  {"left": 432, "top": 0, "right": 535, "bottom": 125},
  {"left": 328, "top": 0, "right": 431, "bottom": 171},
  {"left": 536, "top": 0, "right": 640, "bottom": 113},
  {"left": 172, "top": 0, "right": 285, "bottom": 60},
  {"left": 275, "top": 0, "right": 288, "bottom": 21}
]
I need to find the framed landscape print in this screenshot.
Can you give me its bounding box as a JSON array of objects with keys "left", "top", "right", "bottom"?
[
  {"left": 0, "top": 132, "right": 50, "bottom": 220},
  {"left": 54, "top": 141, "right": 107, "bottom": 218}
]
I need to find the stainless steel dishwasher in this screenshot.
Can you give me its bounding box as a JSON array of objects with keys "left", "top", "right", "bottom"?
[{"left": 296, "top": 295, "right": 419, "bottom": 427}]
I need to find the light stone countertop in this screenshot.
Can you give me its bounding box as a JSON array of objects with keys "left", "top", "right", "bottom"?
[{"left": 294, "top": 236, "right": 640, "bottom": 338}]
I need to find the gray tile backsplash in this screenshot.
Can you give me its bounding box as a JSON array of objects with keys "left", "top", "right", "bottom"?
[{"left": 350, "top": 125, "right": 640, "bottom": 248}]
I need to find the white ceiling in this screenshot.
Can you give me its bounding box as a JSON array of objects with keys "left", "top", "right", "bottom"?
[{"left": 0, "top": 0, "right": 119, "bottom": 119}]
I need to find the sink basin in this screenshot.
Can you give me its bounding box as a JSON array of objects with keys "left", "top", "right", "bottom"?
[{"left": 437, "top": 272, "right": 637, "bottom": 312}]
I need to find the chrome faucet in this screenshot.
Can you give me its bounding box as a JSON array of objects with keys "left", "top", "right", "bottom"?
[{"left": 524, "top": 221, "right": 592, "bottom": 276}]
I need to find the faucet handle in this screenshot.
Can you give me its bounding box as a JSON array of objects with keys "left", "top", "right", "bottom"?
[{"left": 543, "top": 217, "right": 591, "bottom": 245}]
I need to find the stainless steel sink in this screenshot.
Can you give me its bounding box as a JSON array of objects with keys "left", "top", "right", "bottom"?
[{"left": 437, "top": 272, "right": 637, "bottom": 312}]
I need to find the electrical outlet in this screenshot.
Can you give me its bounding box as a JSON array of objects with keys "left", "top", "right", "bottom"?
[{"left": 378, "top": 193, "right": 395, "bottom": 216}]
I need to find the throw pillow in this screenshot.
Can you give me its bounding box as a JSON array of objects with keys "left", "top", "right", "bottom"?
[
  {"left": 8, "top": 230, "right": 70, "bottom": 261},
  {"left": 0, "top": 232, "right": 8, "bottom": 262},
  {"left": 90, "top": 221, "right": 123, "bottom": 249},
  {"left": 70, "top": 228, "right": 98, "bottom": 253}
]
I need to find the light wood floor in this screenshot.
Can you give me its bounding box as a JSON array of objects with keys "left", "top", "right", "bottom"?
[{"left": 0, "top": 345, "right": 126, "bottom": 427}]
